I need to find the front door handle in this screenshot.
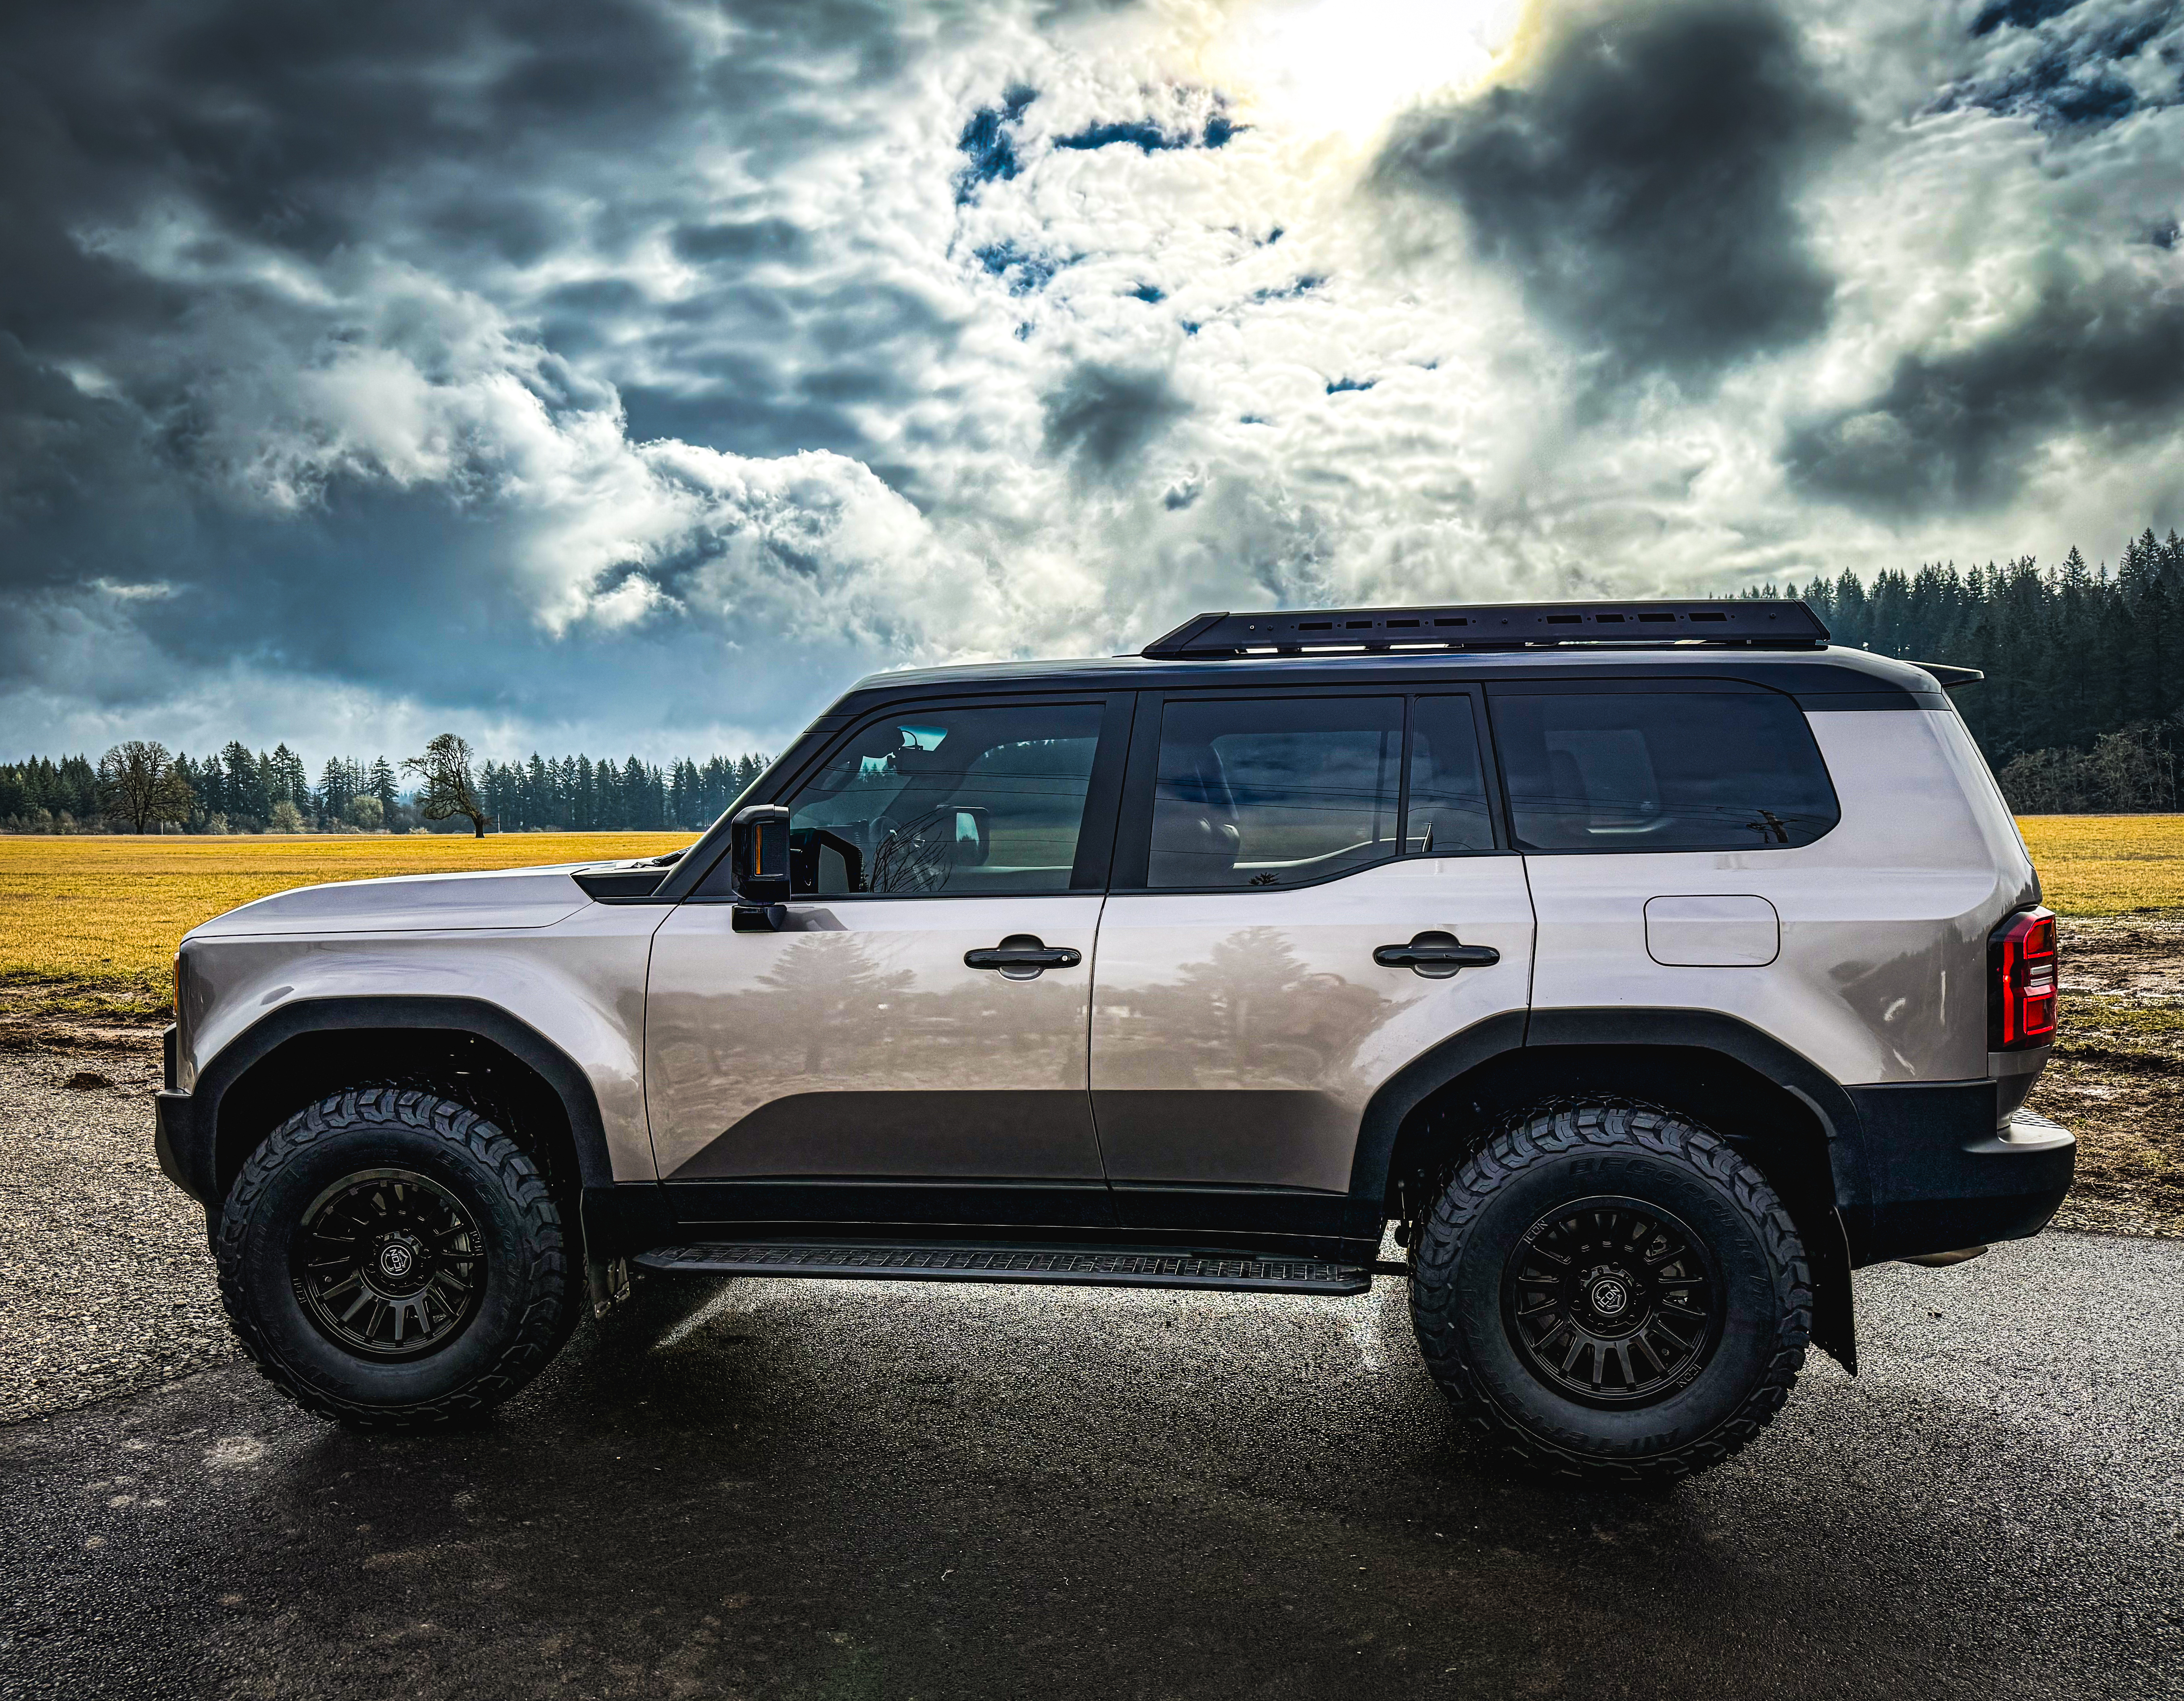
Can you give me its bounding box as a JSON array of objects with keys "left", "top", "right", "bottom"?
[
  {"left": 964, "top": 934, "right": 1083, "bottom": 980},
  {"left": 1373, "top": 931, "right": 1500, "bottom": 979}
]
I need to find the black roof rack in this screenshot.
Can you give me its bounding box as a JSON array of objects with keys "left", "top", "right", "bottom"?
[{"left": 1140, "top": 600, "right": 1830, "bottom": 659}]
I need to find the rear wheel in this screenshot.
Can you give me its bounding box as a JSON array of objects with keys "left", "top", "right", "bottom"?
[
  {"left": 215, "top": 1087, "right": 572, "bottom": 1428},
  {"left": 1411, "top": 1102, "right": 1811, "bottom": 1484}
]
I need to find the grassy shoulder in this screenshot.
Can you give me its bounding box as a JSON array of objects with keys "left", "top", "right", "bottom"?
[
  {"left": 0, "top": 832, "right": 693, "bottom": 1025},
  {"left": 2031, "top": 914, "right": 2184, "bottom": 1238}
]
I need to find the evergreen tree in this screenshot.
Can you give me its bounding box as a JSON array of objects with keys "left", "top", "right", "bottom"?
[
  {"left": 370, "top": 757, "right": 399, "bottom": 826},
  {"left": 318, "top": 757, "right": 355, "bottom": 820},
  {"left": 223, "top": 742, "right": 268, "bottom": 825}
]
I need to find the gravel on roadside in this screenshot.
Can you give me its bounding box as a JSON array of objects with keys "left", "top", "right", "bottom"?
[{"left": 0, "top": 1052, "right": 235, "bottom": 1425}]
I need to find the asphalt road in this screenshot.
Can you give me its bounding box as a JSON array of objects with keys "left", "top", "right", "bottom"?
[{"left": 4, "top": 1232, "right": 2180, "bottom": 1701}]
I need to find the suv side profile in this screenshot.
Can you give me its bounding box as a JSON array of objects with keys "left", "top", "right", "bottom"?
[{"left": 153, "top": 600, "right": 2073, "bottom": 1482}]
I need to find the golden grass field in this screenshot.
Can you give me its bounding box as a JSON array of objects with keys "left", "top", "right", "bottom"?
[
  {"left": 0, "top": 817, "right": 2178, "bottom": 1022},
  {"left": 0, "top": 832, "right": 692, "bottom": 1021}
]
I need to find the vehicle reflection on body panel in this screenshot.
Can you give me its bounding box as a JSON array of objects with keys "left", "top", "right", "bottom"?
[
  {"left": 645, "top": 895, "right": 1104, "bottom": 1180},
  {"left": 1091, "top": 858, "right": 1535, "bottom": 1193}
]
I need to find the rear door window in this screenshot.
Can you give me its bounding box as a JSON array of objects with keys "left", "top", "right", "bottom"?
[
  {"left": 1488, "top": 686, "right": 1839, "bottom": 852},
  {"left": 1147, "top": 696, "right": 1402, "bottom": 888}
]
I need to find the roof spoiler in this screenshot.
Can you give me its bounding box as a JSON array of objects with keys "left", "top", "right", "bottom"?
[
  {"left": 1916, "top": 661, "right": 1984, "bottom": 691},
  {"left": 1141, "top": 600, "right": 1830, "bottom": 660}
]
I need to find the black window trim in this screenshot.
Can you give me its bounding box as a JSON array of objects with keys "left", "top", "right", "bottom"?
[
  {"left": 683, "top": 690, "right": 1133, "bottom": 903},
  {"left": 1108, "top": 684, "right": 1512, "bottom": 896},
  {"left": 1408, "top": 686, "right": 1509, "bottom": 857},
  {"left": 1480, "top": 676, "right": 1842, "bottom": 856}
]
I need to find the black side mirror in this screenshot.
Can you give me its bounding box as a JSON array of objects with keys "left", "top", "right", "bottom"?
[{"left": 729, "top": 804, "right": 791, "bottom": 930}]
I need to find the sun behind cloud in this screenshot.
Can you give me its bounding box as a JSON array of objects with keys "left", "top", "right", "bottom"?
[{"left": 1189, "top": 0, "right": 1534, "bottom": 144}]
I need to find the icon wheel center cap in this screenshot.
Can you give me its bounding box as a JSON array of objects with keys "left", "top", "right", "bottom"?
[
  {"left": 379, "top": 1243, "right": 416, "bottom": 1279},
  {"left": 1589, "top": 1277, "right": 1630, "bottom": 1317}
]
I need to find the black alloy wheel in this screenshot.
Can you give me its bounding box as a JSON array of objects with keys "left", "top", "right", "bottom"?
[
  {"left": 293, "top": 1168, "right": 485, "bottom": 1359},
  {"left": 1499, "top": 1197, "right": 1722, "bottom": 1407}
]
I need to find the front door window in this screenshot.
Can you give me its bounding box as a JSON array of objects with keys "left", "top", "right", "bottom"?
[{"left": 787, "top": 703, "right": 1104, "bottom": 896}]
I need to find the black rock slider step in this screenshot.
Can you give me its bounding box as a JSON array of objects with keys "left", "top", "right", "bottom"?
[{"left": 633, "top": 1241, "right": 1372, "bottom": 1295}]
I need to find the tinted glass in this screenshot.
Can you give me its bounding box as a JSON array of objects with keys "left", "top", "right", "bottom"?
[
  {"left": 786, "top": 703, "right": 1102, "bottom": 895},
  {"left": 1149, "top": 697, "right": 1402, "bottom": 888},
  {"left": 1407, "top": 695, "right": 1495, "bottom": 854},
  {"left": 1491, "top": 689, "right": 1839, "bottom": 852}
]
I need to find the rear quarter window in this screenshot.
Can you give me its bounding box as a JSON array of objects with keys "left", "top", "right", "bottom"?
[{"left": 1489, "top": 686, "right": 1839, "bottom": 852}]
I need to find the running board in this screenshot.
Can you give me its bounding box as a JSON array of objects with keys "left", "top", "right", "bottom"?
[{"left": 633, "top": 1241, "right": 1375, "bottom": 1295}]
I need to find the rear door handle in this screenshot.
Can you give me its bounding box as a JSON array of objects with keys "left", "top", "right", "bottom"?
[
  {"left": 1373, "top": 931, "right": 1500, "bottom": 979},
  {"left": 965, "top": 934, "right": 1083, "bottom": 979}
]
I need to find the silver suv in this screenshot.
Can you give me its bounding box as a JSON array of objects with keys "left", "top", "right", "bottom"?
[{"left": 154, "top": 600, "right": 2073, "bottom": 1481}]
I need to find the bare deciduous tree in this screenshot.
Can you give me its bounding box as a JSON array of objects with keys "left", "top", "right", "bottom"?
[
  {"left": 403, "top": 734, "right": 494, "bottom": 837},
  {"left": 96, "top": 741, "right": 194, "bottom": 834}
]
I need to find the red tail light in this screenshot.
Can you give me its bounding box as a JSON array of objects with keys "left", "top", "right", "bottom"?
[{"left": 1989, "top": 907, "right": 2057, "bottom": 1050}]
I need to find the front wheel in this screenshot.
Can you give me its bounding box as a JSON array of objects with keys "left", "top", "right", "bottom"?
[
  {"left": 215, "top": 1087, "right": 572, "bottom": 1428},
  {"left": 1411, "top": 1102, "right": 1811, "bottom": 1484}
]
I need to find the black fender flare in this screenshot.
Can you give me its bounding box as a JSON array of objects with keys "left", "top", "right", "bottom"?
[
  {"left": 165, "top": 996, "right": 616, "bottom": 1209},
  {"left": 1348, "top": 1007, "right": 1866, "bottom": 1206}
]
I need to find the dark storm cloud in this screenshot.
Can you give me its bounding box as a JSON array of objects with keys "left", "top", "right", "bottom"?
[
  {"left": 0, "top": 0, "right": 947, "bottom": 737},
  {"left": 1784, "top": 279, "right": 2184, "bottom": 514},
  {"left": 1373, "top": 0, "right": 1854, "bottom": 381},
  {"left": 1041, "top": 364, "right": 1189, "bottom": 473},
  {"left": 1973, "top": 0, "right": 2088, "bottom": 33},
  {"left": 671, "top": 219, "right": 813, "bottom": 266}
]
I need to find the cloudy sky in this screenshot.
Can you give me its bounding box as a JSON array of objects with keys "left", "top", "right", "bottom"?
[{"left": 3, "top": 0, "right": 2181, "bottom": 762}]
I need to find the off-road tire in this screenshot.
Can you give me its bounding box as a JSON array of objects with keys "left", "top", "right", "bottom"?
[
  {"left": 1411, "top": 1101, "right": 1811, "bottom": 1485},
  {"left": 215, "top": 1087, "right": 571, "bottom": 1429}
]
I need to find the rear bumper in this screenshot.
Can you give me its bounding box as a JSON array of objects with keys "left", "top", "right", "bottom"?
[{"left": 1843, "top": 1080, "right": 2075, "bottom": 1265}]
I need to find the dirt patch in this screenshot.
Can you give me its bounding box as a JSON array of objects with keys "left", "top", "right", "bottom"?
[
  {"left": 0, "top": 981, "right": 170, "bottom": 1057},
  {"left": 2033, "top": 914, "right": 2184, "bottom": 1239}
]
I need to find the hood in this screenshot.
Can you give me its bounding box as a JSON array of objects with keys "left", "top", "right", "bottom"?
[{"left": 187, "top": 863, "right": 599, "bottom": 938}]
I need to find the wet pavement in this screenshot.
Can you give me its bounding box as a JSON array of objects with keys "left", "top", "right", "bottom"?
[{"left": 3, "top": 1231, "right": 2180, "bottom": 1700}]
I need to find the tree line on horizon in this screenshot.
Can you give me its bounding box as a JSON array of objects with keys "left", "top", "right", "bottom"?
[
  {"left": 0, "top": 741, "right": 772, "bottom": 836},
  {"left": 6, "top": 524, "right": 2182, "bottom": 831},
  {"left": 1741, "top": 525, "right": 2184, "bottom": 811}
]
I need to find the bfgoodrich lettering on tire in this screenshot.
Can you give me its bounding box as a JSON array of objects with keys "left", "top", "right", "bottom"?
[
  {"left": 215, "top": 1087, "right": 571, "bottom": 1428},
  {"left": 1411, "top": 1103, "right": 1812, "bottom": 1484}
]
